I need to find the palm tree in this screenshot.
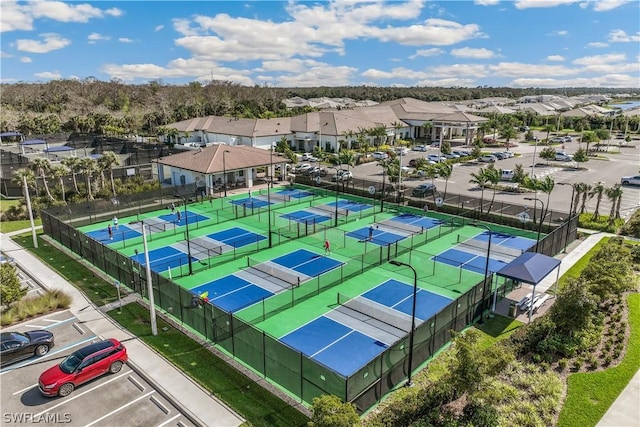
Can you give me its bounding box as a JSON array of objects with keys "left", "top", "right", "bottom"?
[
  {"left": 80, "top": 157, "right": 96, "bottom": 200},
  {"left": 499, "top": 125, "right": 517, "bottom": 151},
  {"left": 436, "top": 162, "right": 453, "bottom": 200},
  {"left": 543, "top": 123, "right": 555, "bottom": 142},
  {"left": 421, "top": 122, "right": 433, "bottom": 141},
  {"left": 614, "top": 186, "right": 624, "bottom": 219},
  {"left": 579, "top": 183, "right": 593, "bottom": 214},
  {"left": 338, "top": 150, "right": 356, "bottom": 172},
  {"left": 14, "top": 168, "right": 36, "bottom": 199},
  {"left": 572, "top": 183, "right": 586, "bottom": 214},
  {"left": 605, "top": 184, "right": 623, "bottom": 224},
  {"left": 30, "top": 157, "right": 54, "bottom": 201},
  {"left": 590, "top": 182, "right": 605, "bottom": 220},
  {"left": 98, "top": 151, "right": 120, "bottom": 197},
  {"left": 469, "top": 168, "right": 489, "bottom": 213},
  {"left": 483, "top": 166, "right": 501, "bottom": 213},
  {"left": 537, "top": 175, "right": 555, "bottom": 223},
  {"left": 49, "top": 164, "right": 69, "bottom": 204},
  {"left": 61, "top": 157, "right": 81, "bottom": 193},
  {"left": 368, "top": 126, "right": 388, "bottom": 149}
]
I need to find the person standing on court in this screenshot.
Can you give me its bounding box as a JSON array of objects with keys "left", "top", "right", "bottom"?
[
  {"left": 368, "top": 225, "right": 374, "bottom": 241},
  {"left": 108, "top": 224, "right": 113, "bottom": 240},
  {"left": 176, "top": 209, "right": 182, "bottom": 223},
  {"left": 324, "top": 239, "right": 331, "bottom": 255},
  {"left": 113, "top": 216, "right": 118, "bottom": 229}
]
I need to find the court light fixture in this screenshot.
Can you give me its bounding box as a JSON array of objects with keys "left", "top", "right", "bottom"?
[{"left": 389, "top": 260, "right": 417, "bottom": 387}]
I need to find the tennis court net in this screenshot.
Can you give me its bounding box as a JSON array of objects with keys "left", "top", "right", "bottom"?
[
  {"left": 144, "top": 221, "right": 167, "bottom": 234},
  {"left": 268, "top": 191, "right": 291, "bottom": 202},
  {"left": 336, "top": 293, "right": 411, "bottom": 338},
  {"left": 247, "top": 257, "right": 301, "bottom": 288},
  {"left": 376, "top": 219, "right": 424, "bottom": 235},
  {"left": 456, "top": 235, "right": 524, "bottom": 258},
  {"left": 312, "top": 203, "right": 348, "bottom": 218},
  {"left": 188, "top": 238, "right": 223, "bottom": 257}
]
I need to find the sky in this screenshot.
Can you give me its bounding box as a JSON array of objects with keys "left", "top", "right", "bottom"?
[{"left": 1, "top": 0, "right": 639, "bottom": 88}]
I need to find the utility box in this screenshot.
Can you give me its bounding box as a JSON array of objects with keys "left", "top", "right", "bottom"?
[{"left": 509, "top": 302, "right": 517, "bottom": 317}]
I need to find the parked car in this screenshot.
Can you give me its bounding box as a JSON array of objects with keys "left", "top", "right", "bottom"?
[
  {"left": 500, "top": 169, "right": 515, "bottom": 181},
  {"left": 555, "top": 152, "right": 573, "bottom": 162},
  {"left": 411, "top": 183, "right": 437, "bottom": 197},
  {"left": 394, "top": 147, "right": 409, "bottom": 155},
  {"left": 493, "top": 152, "right": 507, "bottom": 160},
  {"left": 444, "top": 153, "right": 460, "bottom": 159},
  {"left": 39, "top": 338, "right": 127, "bottom": 397},
  {"left": 1, "top": 330, "right": 54, "bottom": 367},
  {"left": 332, "top": 170, "right": 353, "bottom": 181},
  {"left": 563, "top": 136, "right": 572, "bottom": 143},
  {"left": 372, "top": 151, "right": 388, "bottom": 160},
  {"left": 429, "top": 142, "right": 440, "bottom": 148},
  {"left": 500, "top": 151, "right": 515, "bottom": 158},
  {"left": 453, "top": 150, "right": 470, "bottom": 157},
  {"left": 427, "top": 154, "right": 446, "bottom": 162},
  {"left": 309, "top": 167, "right": 328, "bottom": 177},
  {"left": 549, "top": 137, "right": 565, "bottom": 144},
  {"left": 0, "top": 253, "right": 16, "bottom": 265},
  {"left": 478, "top": 155, "right": 497, "bottom": 163},
  {"left": 295, "top": 163, "right": 312, "bottom": 173},
  {"left": 412, "top": 145, "right": 428, "bottom": 152},
  {"left": 620, "top": 175, "right": 640, "bottom": 186},
  {"left": 520, "top": 126, "right": 530, "bottom": 132},
  {"left": 301, "top": 153, "right": 313, "bottom": 161}
]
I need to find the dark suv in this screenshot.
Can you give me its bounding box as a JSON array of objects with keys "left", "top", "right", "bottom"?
[
  {"left": 39, "top": 338, "right": 127, "bottom": 397},
  {"left": 411, "top": 183, "right": 437, "bottom": 197}
]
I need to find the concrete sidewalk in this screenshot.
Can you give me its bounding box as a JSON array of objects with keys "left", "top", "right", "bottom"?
[{"left": 0, "top": 232, "right": 244, "bottom": 427}]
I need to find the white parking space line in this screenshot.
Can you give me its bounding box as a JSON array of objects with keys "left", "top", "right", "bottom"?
[
  {"left": 156, "top": 413, "right": 181, "bottom": 427},
  {"left": 22, "top": 316, "right": 75, "bottom": 330},
  {"left": 12, "top": 384, "right": 39, "bottom": 396},
  {"left": 83, "top": 390, "right": 155, "bottom": 427},
  {"left": 34, "top": 371, "right": 129, "bottom": 417}
]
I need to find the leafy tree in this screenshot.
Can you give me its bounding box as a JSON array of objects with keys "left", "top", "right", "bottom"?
[
  {"left": 498, "top": 125, "right": 516, "bottom": 150},
  {"left": 470, "top": 145, "right": 482, "bottom": 158},
  {"left": 572, "top": 147, "right": 589, "bottom": 168},
  {"left": 0, "top": 263, "right": 26, "bottom": 307},
  {"left": 440, "top": 140, "right": 452, "bottom": 155},
  {"left": 539, "top": 147, "right": 556, "bottom": 164},
  {"left": 549, "top": 278, "right": 597, "bottom": 336},
  {"left": 512, "top": 164, "right": 527, "bottom": 184},
  {"left": 310, "top": 395, "right": 359, "bottom": 427},
  {"left": 580, "top": 240, "right": 633, "bottom": 300},
  {"left": 581, "top": 131, "right": 599, "bottom": 153},
  {"left": 338, "top": 150, "right": 356, "bottom": 171}
]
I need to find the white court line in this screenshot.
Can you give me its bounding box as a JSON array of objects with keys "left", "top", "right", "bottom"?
[
  {"left": 84, "top": 390, "right": 155, "bottom": 427},
  {"left": 156, "top": 414, "right": 181, "bottom": 427},
  {"left": 34, "top": 371, "right": 129, "bottom": 417}
]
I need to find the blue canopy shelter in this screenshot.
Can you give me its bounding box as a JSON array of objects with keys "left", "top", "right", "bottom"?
[{"left": 496, "top": 252, "right": 561, "bottom": 323}]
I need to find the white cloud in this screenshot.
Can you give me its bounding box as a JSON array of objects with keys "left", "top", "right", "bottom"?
[
  {"left": 16, "top": 33, "right": 71, "bottom": 53},
  {"left": 20, "top": 56, "right": 32, "bottom": 63},
  {"left": 1, "top": 0, "right": 122, "bottom": 33},
  {"left": 118, "top": 38, "right": 134, "bottom": 43},
  {"left": 429, "top": 64, "right": 488, "bottom": 78},
  {"left": 608, "top": 29, "right": 640, "bottom": 43},
  {"left": 587, "top": 42, "right": 609, "bottom": 48},
  {"left": 572, "top": 53, "right": 627, "bottom": 65},
  {"left": 592, "top": 0, "right": 631, "bottom": 12},
  {"left": 514, "top": 0, "right": 580, "bottom": 9},
  {"left": 0, "top": 51, "right": 12, "bottom": 58},
  {"left": 154, "top": 25, "right": 164, "bottom": 32},
  {"left": 474, "top": 0, "right": 500, "bottom": 5},
  {"left": 550, "top": 30, "right": 568, "bottom": 36},
  {"left": 34, "top": 71, "right": 62, "bottom": 80},
  {"left": 450, "top": 47, "right": 496, "bottom": 59},
  {"left": 415, "top": 77, "right": 477, "bottom": 87},
  {"left": 510, "top": 73, "right": 638, "bottom": 88},
  {"left": 88, "top": 32, "right": 110, "bottom": 43},
  {"left": 409, "top": 48, "right": 444, "bottom": 59},
  {"left": 488, "top": 62, "right": 576, "bottom": 77},
  {"left": 547, "top": 55, "right": 565, "bottom": 61}
]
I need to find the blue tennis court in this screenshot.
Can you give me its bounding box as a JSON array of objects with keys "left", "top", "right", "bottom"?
[
  {"left": 158, "top": 210, "right": 209, "bottom": 227},
  {"left": 390, "top": 213, "right": 443, "bottom": 230},
  {"left": 363, "top": 279, "right": 452, "bottom": 321},
  {"left": 191, "top": 274, "right": 274, "bottom": 313},
  {"left": 472, "top": 230, "right": 536, "bottom": 251},
  {"left": 86, "top": 225, "right": 141, "bottom": 243},
  {"left": 432, "top": 248, "right": 507, "bottom": 274},
  {"left": 230, "top": 197, "right": 271, "bottom": 209},
  {"left": 280, "top": 316, "right": 388, "bottom": 376},
  {"left": 280, "top": 210, "right": 331, "bottom": 224},
  {"left": 345, "top": 226, "right": 405, "bottom": 245},
  {"left": 130, "top": 246, "right": 198, "bottom": 272},
  {"left": 207, "top": 227, "right": 266, "bottom": 248},
  {"left": 271, "top": 249, "right": 343, "bottom": 277}
]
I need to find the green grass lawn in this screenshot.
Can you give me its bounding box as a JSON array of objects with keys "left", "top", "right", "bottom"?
[
  {"left": 0, "top": 199, "right": 42, "bottom": 234},
  {"left": 108, "top": 303, "right": 310, "bottom": 427},
  {"left": 556, "top": 237, "right": 609, "bottom": 293},
  {"left": 12, "top": 232, "right": 119, "bottom": 306},
  {"left": 557, "top": 292, "right": 640, "bottom": 427}
]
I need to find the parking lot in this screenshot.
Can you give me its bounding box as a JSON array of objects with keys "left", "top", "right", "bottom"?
[{"left": 1, "top": 311, "right": 195, "bottom": 427}]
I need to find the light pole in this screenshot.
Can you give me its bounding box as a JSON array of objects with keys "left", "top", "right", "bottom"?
[
  {"left": 524, "top": 197, "right": 545, "bottom": 252},
  {"left": 389, "top": 260, "right": 417, "bottom": 387},
  {"left": 267, "top": 143, "right": 273, "bottom": 248},
  {"left": 222, "top": 149, "right": 230, "bottom": 197},
  {"left": 472, "top": 223, "right": 493, "bottom": 320},
  {"left": 141, "top": 221, "right": 158, "bottom": 336},
  {"left": 380, "top": 160, "right": 387, "bottom": 213},
  {"left": 330, "top": 164, "right": 341, "bottom": 227},
  {"left": 181, "top": 196, "right": 193, "bottom": 275},
  {"left": 557, "top": 183, "right": 576, "bottom": 253}
]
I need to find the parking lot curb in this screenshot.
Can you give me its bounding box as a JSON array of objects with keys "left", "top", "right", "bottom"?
[{"left": 126, "top": 358, "right": 206, "bottom": 427}]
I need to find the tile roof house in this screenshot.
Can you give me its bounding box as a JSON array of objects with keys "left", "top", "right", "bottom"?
[{"left": 155, "top": 143, "right": 289, "bottom": 196}]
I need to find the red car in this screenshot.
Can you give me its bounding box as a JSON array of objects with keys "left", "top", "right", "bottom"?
[{"left": 39, "top": 338, "right": 127, "bottom": 397}]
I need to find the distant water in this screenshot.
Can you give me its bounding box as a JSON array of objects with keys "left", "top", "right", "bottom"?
[{"left": 609, "top": 101, "right": 640, "bottom": 110}]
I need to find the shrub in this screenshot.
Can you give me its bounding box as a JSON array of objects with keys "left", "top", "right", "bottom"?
[
  {"left": 603, "top": 356, "right": 612, "bottom": 366},
  {"left": 0, "top": 290, "right": 72, "bottom": 326},
  {"left": 310, "top": 395, "right": 359, "bottom": 427},
  {"left": 572, "top": 359, "right": 583, "bottom": 371},
  {"left": 557, "top": 359, "right": 568, "bottom": 370},
  {"left": 461, "top": 401, "right": 499, "bottom": 427}
]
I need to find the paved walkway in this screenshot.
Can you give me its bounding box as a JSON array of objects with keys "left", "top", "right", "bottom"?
[{"left": 0, "top": 232, "right": 244, "bottom": 427}]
